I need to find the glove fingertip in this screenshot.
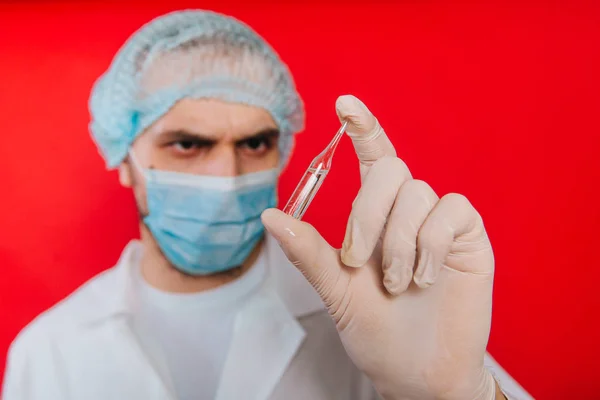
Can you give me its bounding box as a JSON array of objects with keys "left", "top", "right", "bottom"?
[
  {"left": 340, "top": 248, "right": 366, "bottom": 268},
  {"left": 383, "top": 262, "right": 412, "bottom": 295},
  {"left": 261, "top": 208, "right": 280, "bottom": 232}
]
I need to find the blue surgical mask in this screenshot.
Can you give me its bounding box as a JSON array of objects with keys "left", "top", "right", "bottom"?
[{"left": 129, "top": 151, "right": 278, "bottom": 275}]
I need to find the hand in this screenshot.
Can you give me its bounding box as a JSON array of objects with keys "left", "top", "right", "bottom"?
[{"left": 261, "top": 95, "right": 497, "bottom": 400}]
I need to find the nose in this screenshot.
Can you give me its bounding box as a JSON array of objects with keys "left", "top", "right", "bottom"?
[{"left": 201, "top": 144, "right": 238, "bottom": 177}]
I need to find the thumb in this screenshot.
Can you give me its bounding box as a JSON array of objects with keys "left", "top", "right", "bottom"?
[{"left": 261, "top": 208, "right": 342, "bottom": 298}]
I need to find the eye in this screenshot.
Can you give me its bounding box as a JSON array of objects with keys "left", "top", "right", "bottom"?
[
  {"left": 238, "top": 135, "right": 276, "bottom": 157},
  {"left": 246, "top": 137, "right": 268, "bottom": 150},
  {"left": 169, "top": 139, "right": 209, "bottom": 156},
  {"left": 174, "top": 140, "right": 198, "bottom": 151}
]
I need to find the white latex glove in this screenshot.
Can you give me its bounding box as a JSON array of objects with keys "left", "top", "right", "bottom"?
[{"left": 261, "top": 95, "right": 498, "bottom": 400}]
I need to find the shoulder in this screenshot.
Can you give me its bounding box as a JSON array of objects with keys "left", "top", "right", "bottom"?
[
  {"left": 8, "top": 241, "right": 142, "bottom": 358},
  {"left": 2, "top": 266, "right": 126, "bottom": 399},
  {"left": 6, "top": 265, "right": 119, "bottom": 365}
]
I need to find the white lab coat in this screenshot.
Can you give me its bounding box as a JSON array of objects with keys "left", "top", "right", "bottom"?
[{"left": 2, "top": 235, "right": 532, "bottom": 400}]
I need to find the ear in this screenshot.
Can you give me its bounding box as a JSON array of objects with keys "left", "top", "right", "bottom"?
[{"left": 118, "top": 160, "right": 133, "bottom": 188}]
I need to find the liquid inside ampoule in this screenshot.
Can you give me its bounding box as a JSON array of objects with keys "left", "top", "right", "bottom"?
[{"left": 283, "top": 166, "right": 329, "bottom": 219}]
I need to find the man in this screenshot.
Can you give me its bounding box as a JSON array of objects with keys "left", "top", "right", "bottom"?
[{"left": 2, "top": 10, "right": 532, "bottom": 400}]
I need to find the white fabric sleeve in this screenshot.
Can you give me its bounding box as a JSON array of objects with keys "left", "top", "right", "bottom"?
[{"left": 484, "top": 352, "right": 534, "bottom": 399}]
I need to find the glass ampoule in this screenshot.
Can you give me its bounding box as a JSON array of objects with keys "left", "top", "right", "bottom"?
[{"left": 282, "top": 121, "right": 348, "bottom": 220}]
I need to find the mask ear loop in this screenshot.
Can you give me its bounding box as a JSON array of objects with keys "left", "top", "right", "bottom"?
[
  {"left": 128, "top": 150, "right": 150, "bottom": 182},
  {"left": 127, "top": 150, "right": 153, "bottom": 219}
]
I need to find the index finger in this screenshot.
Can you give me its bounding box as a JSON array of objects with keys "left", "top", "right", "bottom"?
[{"left": 335, "top": 95, "right": 399, "bottom": 181}]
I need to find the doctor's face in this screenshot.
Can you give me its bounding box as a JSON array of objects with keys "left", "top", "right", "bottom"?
[{"left": 119, "top": 97, "right": 281, "bottom": 215}]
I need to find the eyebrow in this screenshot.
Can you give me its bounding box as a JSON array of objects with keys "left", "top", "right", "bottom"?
[
  {"left": 234, "top": 128, "right": 280, "bottom": 146},
  {"left": 157, "top": 128, "right": 280, "bottom": 145}
]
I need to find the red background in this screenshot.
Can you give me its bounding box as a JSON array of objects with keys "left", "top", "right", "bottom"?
[{"left": 1, "top": 1, "right": 600, "bottom": 398}]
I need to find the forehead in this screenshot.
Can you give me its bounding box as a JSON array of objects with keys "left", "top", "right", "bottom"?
[{"left": 145, "top": 98, "right": 278, "bottom": 140}]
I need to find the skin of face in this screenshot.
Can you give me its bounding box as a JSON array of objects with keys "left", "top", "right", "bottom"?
[{"left": 119, "top": 97, "right": 281, "bottom": 293}]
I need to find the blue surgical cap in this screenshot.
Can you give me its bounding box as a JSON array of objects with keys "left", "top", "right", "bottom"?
[{"left": 89, "top": 10, "right": 305, "bottom": 169}]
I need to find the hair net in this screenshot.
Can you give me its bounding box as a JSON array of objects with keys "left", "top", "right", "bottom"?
[{"left": 89, "top": 10, "right": 305, "bottom": 169}]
